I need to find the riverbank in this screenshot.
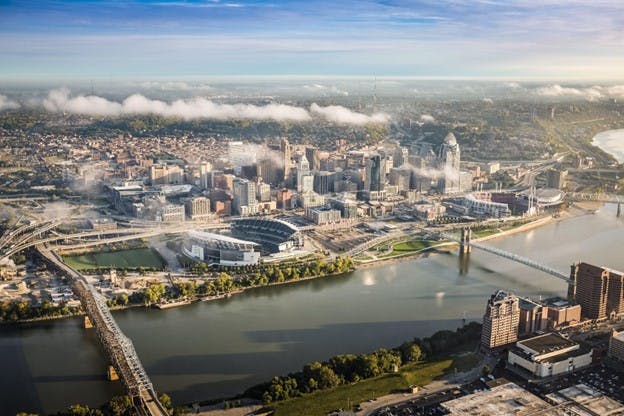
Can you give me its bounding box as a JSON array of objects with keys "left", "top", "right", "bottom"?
[{"left": 355, "top": 205, "right": 598, "bottom": 271}]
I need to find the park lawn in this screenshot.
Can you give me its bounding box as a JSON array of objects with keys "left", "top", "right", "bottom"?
[
  {"left": 269, "top": 358, "right": 468, "bottom": 416},
  {"left": 472, "top": 228, "right": 500, "bottom": 238},
  {"left": 63, "top": 247, "right": 166, "bottom": 270},
  {"left": 376, "top": 240, "right": 435, "bottom": 259}
]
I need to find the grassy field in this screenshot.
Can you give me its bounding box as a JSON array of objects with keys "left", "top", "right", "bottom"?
[
  {"left": 269, "top": 353, "right": 480, "bottom": 416},
  {"left": 376, "top": 239, "right": 435, "bottom": 259},
  {"left": 63, "top": 247, "right": 166, "bottom": 270}
]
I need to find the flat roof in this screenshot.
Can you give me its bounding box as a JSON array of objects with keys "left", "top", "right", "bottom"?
[
  {"left": 441, "top": 382, "right": 550, "bottom": 415},
  {"left": 518, "top": 333, "right": 576, "bottom": 355}
]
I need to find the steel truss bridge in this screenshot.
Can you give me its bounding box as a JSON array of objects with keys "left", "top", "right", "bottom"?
[
  {"left": 424, "top": 229, "right": 573, "bottom": 284},
  {"left": 37, "top": 245, "right": 169, "bottom": 416}
]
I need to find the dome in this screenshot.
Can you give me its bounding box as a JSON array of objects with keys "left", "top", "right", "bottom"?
[{"left": 444, "top": 132, "right": 457, "bottom": 145}]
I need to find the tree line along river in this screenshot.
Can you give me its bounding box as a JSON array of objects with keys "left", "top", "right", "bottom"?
[{"left": 1, "top": 203, "right": 623, "bottom": 415}]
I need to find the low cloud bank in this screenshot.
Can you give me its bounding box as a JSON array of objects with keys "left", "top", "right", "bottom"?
[
  {"left": 0, "top": 94, "right": 20, "bottom": 111},
  {"left": 41, "top": 88, "right": 388, "bottom": 125},
  {"left": 310, "top": 103, "right": 389, "bottom": 124},
  {"left": 419, "top": 114, "right": 435, "bottom": 123},
  {"left": 535, "top": 84, "right": 624, "bottom": 101}
]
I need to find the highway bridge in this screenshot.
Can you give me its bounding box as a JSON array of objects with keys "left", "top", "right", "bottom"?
[
  {"left": 0, "top": 219, "right": 229, "bottom": 261},
  {"left": 37, "top": 245, "right": 169, "bottom": 416},
  {"left": 567, "top": 192, "right": 622, "bottom": 204}
]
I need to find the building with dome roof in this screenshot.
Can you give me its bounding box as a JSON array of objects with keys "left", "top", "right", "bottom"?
[{"left": 438, "top": 132, "right": 462, "bottom": 194}]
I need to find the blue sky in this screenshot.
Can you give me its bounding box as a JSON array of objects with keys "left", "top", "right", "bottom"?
[{"left": 0, "top": 0, "right": 623, "bottom": 80}]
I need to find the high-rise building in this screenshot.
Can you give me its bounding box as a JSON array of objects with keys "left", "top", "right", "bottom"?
[
  {"left": 257, "top": 156, "right": 279, "bottom": 185},
  {"left": 570, "top": 262, "right": 624, "bottom": 319},
  {"left": 306, "top": 146, "right": 320, "bottom": 171},
  {"left": 438, "top": 132, "right": 461, "bottom": 194},
  {"left": 150, "top": 164, "right": 183, "bottom": 185},
  {"left": 393, "top": 146, "right": 409, "bottom": 167},
  {"left": 256, "top": 182, "right": 271, "bottom": 202},
  {"left": 481, "top": 290, "right": 520, "bottom": 351},
  {"left": 228, "top": 141, "right": 247, "bottom": 171},
  {"left": 199, "top": 162, "right": 212, "bottom": 189},
  {"left": 365, "top": 154, "right": 386, "bottom": 192},
  {"left": 296, "top": 154, "right": 313, "bottom": 192},
  {"left": 389, "top": 166, "right": 412, "bottom": 192},
  {"left": 233, "top": 178, "right": 257, "bottom": 215},
  {"left": 313, "top": 171, "right": 334, "bottom": 195},
  {"left": 280, "top": 138, "right": 292, "bottom": 182},
  {"left": 186, "top": 196, "right": 211, "bottom": 221}
]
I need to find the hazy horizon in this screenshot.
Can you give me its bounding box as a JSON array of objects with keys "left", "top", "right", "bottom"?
[{"left": 1, "top": 0, "right": 623, "bottom": 81}]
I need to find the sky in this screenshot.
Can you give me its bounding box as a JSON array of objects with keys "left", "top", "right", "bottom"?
[{"left": 0, "top": 0, "right": 623, "bottom": 80}]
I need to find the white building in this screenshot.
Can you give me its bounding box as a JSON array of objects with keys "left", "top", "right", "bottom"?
[
  {"left": 508, "top": 333, "right": 593, "bottom": 378},
  {"left": 184, "top": 231, "right": 260, "bottom": 266}
]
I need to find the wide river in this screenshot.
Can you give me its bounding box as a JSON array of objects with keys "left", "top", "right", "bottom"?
[
  {"left": 2, "top": 204, "right": 624, "bottom": 414},
  {"left": 592, "top": 128, "right": 624, "bottom": 163}
]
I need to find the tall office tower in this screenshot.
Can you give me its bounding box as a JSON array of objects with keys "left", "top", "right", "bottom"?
[
  {"left": 297, "top": 154, "right": 312, "bottom": 192},
  {"left": 199, "top": 161, "right": 212, "bottom": 189},
  {"left": 438, "top": 132, "right": 461, "bottom": 194},
  {"left": 313, "top": 171, "right": 334, "bottom": 195},
  {"left": 306, "top": 146, "right": 320, "bottom": 171},
  {"left": 257, "top": 156, "right": 278, "bottom": 185},
  {"left": 389, "top": 166, "right": 412, "bottom": 192},
  {"left": 232, "top": 178, "right": 257, "bottom": 215},
  {"left": 256, "top": 182, "right": 271, "bottom": 202},
  {"left": 228, "top": 141, "right": 247, "bottom": 171},
  {"left": 481, "top": 290, "right": 520, "bottom": 351},
  {"left": 280, "top": 138, "right": 292, "bottom": 182},
  {"left": 570, "top": 262, "right": 624, "bottom": 319},
  {"left": 365, "top": 154, "right": 386, "bottom": 192},
  {"left": 393, "top": 146, "right": 409, "bottom": 167}
]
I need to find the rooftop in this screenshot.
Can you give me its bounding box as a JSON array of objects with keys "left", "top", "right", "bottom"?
[
  {"left": 441, "top": 382, "right": 550, "bottom": 415},
  {"left": 518, "top": 333, "right": 577, "bottom": 355}
]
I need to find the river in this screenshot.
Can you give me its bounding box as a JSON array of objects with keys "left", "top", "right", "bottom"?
[
  {"left": 592, "top": 129, "right": 624, "bottom": 163},
  {"left": 2, "top": 204, "right": 624, "bottom": 415}
]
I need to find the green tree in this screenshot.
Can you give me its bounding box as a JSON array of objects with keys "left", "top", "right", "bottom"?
[
  {"left": 158, "top": 393, "right": 173, "bottom": 411},
  {"left": 107, "top": 396, "right": 133, "bottom": 416}
]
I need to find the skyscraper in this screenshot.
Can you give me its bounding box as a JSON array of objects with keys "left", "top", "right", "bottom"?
[
  {"left": 306, "top": 146, "right": 320, "bottom": 171},
  {"left": 438, "top": 132, "right": 461, "bottom": 194},
  {"left": 365, "top": 154, "right": 386, "bottom": 192},
  {"left": 297, "top": 154, "right": 313, "bottom": 192},
  {"left": 570, "top": 262, "right": 624, "bottom": 320},
  {"left": 280, "top": 137, "right": 292, "bottom": 183},
  {"left": 481, "top": 290, "right": 520, "bottom": 351},
  {"left": 233, "top": 178, "right": 257, "bottom": 215}
]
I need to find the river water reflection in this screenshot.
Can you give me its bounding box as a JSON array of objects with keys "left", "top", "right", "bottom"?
[{"left": 2, "top": 204, "right": 623, "bottom": 414}]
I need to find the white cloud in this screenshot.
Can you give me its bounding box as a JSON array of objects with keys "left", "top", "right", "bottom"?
[
  {"left": 533, "top": 84, "right": 624, "bottom": 101},
  {"left": 482, "top": 98, "right": 494, "bottom": 104},
  {"left": 309, "top": 103, "right": 389, "bottom": 125},
  {"left": 39, "top": 89, "right": 390, "bottom": 125},
  {"left": 303, "top": 83, "right": 349, "bottom": 96},
  {"left": 420, "top": 114, "right": 435, "bottom": 123},
  {"left": 0, "top": 94, "right": 20, "bottom": 111},
  {"left": 42, "top": 88, "right": 311, "bottom": 122}
]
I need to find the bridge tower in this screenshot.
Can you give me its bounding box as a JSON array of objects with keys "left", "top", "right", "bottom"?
[{"left": 460, "top": 227, "right": 472, "bottom": 254}]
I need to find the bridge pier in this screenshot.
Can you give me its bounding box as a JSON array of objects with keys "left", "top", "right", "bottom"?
[
  {"left": 84, "top": 316, "right": 93, "bottom": 329},
  {"left": 459, "top": 228, "right": 472, "bottom": 254},
  {"left": 107, "top": 365, "right": 120, "bottom": 381},
  {"left": 617, "top": 202, "right": 621, "bottom": 218}
]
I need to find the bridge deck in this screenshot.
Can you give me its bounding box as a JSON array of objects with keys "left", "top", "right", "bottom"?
[{"left": 36, "top": 245, "right": 168, "bottom": 416}]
